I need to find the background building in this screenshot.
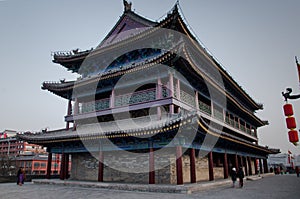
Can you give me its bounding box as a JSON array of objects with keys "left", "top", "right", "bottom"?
[
  {"left": 0, "top": 130, "right": 46, "bottom": 157},
  {"left": 0, "top": 130, "right": 68, "bottom": 177},
  {"left": 268, "top": 152, "right": 300, "bottom": 173},
  {"left": 17, "top": 154, "right": 70, "bottom": 176}
]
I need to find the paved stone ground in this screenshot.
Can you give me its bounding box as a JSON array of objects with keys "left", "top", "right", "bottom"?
[{"left": 0, "top": 174, "right": 299, "bottom": 199}]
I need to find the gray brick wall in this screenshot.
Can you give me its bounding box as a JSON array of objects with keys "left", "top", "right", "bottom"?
[{"left": 70, "top": 150, "right": 228, "bottom": 184}]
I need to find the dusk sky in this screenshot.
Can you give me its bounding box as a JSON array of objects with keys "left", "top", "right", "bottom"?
[{"left": 0, "top": 0, "right": 300, "bottom": 155}]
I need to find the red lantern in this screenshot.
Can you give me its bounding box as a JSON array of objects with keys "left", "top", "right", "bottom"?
[
  {"left": 283, "top": 104, "right": 294, "bottom": 116},
  {"left": 288, "top": 130, "right": 299, "bottom": 143},
  {"left": 286, "top": 117, "right": 297, "bottom": 129}
]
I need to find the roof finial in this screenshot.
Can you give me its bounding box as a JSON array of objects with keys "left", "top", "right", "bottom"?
[
  {"left": 123, "top": 0, "right": 132, "bottom": 12},
  {"left": 173, "top": 0, "right": 179, "bottom": 12}
]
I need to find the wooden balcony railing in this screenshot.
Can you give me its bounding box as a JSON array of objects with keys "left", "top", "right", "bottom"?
[{"left": 75, "top": 87, "right": 256, "bottom": 139}]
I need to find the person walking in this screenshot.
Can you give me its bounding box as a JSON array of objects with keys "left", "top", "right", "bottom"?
[
  {"left": 231, "top": 167, "right": 237, "bottom": 188},
  {"left": 237, "top": 167, "right": 245, "bottom": 188},
  {"left": 16, "top": 167, "right": 22, "bottom": 185},
  {"left": 17, "top": 167, "right": 25, "bottom": 186}
]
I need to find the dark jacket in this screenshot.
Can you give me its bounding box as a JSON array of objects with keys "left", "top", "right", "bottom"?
[
  {"left": 231, "top": 170, "right": 237, "bottom": 181},
  {"left": 16, "top": 168, "right": 22, "bottom": 184},
  {"left": 237, "top": 168, "right": 245, "bottom": 179}
]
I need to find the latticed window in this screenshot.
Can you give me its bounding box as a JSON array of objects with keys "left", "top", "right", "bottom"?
[
  {"left": 213, "top": 109, "right": 224, "bottom": 121},
  {"left": 199, "top": 101, "right": 211, "bottom": 115},
  {"left": 162, "top": 87, "right": 169, "bottom": 98},
  {"left": 180, "top": 90, "right": 195, "bottom": 107},
  {"left": 115, "top": 89, "right": 156, "bottom": 107},
  {"left": 95, "top": 99, "right": 110, "bottom": 111}
]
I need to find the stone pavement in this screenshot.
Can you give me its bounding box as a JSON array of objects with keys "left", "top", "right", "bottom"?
[{"left": 0, "top": 174, "right": 299, "bottom": 199}]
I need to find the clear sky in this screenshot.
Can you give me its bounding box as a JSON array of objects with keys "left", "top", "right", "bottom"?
[{"left": 1, "top": 0, "right": 300, "bottom": 155}]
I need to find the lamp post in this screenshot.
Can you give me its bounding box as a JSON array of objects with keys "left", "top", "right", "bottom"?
[{"left": 281, "top": 56, "right": 300, "bottom": 146}]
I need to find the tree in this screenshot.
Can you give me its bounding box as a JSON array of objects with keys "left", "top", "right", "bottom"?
[{"left": 0, "top": 154, "right": 17, "bottom": 176}]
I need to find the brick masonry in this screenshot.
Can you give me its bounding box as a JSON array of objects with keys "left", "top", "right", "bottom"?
[{"left": 70, "top": 150, "right": 258, "bottom": 184}]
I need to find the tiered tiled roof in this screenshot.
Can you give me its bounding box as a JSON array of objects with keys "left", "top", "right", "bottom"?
[
  {"left": 48, "top": 4, "right": 263, "bottom": 112},
  {"left": 17, "top": 112, "right": 278, "bottom": 155}
]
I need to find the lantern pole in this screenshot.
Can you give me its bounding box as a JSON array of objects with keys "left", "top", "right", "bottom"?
[{"left": 281, "top": 57, "right": 300, "bottom": 146}]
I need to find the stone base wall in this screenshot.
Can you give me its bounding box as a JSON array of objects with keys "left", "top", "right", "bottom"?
[
  {"left": 196, "top": 156, "right": 210, "bottom": 182},
  {"left": 71, "top": 152, "right": 98, "bottom": 181},
  {"left": 71, "top": 151, "right": 173, "bottom": 184},
  {"left": 102, "top": 150, "right": 172, "bottom": 184},
  {"left": 214, "top": 167, "right": 224, "bottom": 179},
  {"left": 70, "top": 151, "right": 259, "bottom": 184}
]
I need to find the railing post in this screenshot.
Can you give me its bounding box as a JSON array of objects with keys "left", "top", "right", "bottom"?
[
  {"left": 176, "top": 78, "right": 181, "bottom": 100},
  {"left": 110, "top": 89, "right": 115, "bottom": 109},
  {"left": 195, "top": 91, "right": 199, "bottom": 110},
  {"left": 156, "top": 78, "right": 162, "bottom": 120},
  {"left": 73, "top": 98, "right": 79, "bottom": 131},
  {"left": 66, "top": 100, "right": 72, "bottom": 130},
  {"left": 169, "top": 73, "right": 174, "bottom": 114},
  {"left": 211, "top": 102, "right": 214, "bottom": 117}
]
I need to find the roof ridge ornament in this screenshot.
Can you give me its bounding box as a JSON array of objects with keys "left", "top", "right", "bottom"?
[{"left": 123, "top": 0, "right": 132, "bottom": 12}]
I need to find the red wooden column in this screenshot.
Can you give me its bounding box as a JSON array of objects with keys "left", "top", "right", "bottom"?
[
  {"left": 176, "top": 145, "right": 183, "bottom": 185},
  {"left": 234, "top": 154, "right": 239, "bottom": 169},
  {"left": 59, "top": 153, "right": 66, "bottom": 180},
  {"left": 149, "top": 146, "right": 155, "bottom": 184},
  {"left": 98, "top": 150, "right": 104, "bottom": 182},
  {"left": 46, "top": 152, "right": 52, "bottom": 179},
  {"left": 263, "top": 159, "right": 269, "bottom": 173},
  {"left": 190, "top": 148, "right": 196, "bottom": 183},
  {"left": 223, "top": 153, "right": 229, "bottom": 179},
  {"left": 247, "top": 157, "right": 252, "bottom": 175},
  {"left": 66, "top": 100, "right": 72, "bottom": 130},
  {"left": 259, "top": 159, "right": 263, "bottom": 174},
  {"left": 64, "top": 154, "right": 69, "bottom": 179},
  {"left": 208, "top": 151, "right": 214, "bottom": 181},
  {"left": 254, "top": 158, "right": 259, "bottom": 174},
  {"left": 244, "top": 157, "right": 248, "bottom": 176},
  {"left": 240, "top": 156, "right": 244, "bottom": 168}
]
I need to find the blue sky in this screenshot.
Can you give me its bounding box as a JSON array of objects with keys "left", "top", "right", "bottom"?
[{"left": 0, "top": 0, "right": 300, "bottom": 154}]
